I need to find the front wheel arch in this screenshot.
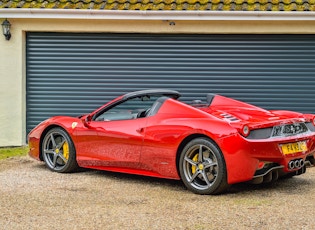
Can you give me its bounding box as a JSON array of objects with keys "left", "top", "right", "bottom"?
[
  {"left": 40, "top": 126, "right": 78, "bottom": 173},
  {"left": 39, "top": 125, "right": 61, "bottom": 161}
]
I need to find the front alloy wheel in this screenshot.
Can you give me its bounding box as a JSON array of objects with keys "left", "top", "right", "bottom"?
[
  {"left": 179, "top": 138, "right": 228, "bottom": 195},
  {"left": 42, "top": 128, "right": 78, "bottom": 173}
]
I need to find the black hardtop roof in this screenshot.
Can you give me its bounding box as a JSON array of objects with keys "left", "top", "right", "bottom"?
[{"left": 122, "top": 89, "right": 181, "bottom": 100}]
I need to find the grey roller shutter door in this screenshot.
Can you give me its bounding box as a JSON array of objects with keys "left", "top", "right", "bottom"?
[{"left": 26, "top": 33, "right": 315, "bottom": 134}]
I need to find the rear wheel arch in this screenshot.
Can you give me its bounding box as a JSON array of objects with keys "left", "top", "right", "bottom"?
[
  {"left": 176, "top": 134, "right": 221, "bottom": 174},
  {"left": 176, "top": 134, "right": 229, "bottom": 195}
]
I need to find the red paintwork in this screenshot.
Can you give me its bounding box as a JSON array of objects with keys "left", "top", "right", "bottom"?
[{"left": 28, "top": 92, "right": 315, "bottom": 185}]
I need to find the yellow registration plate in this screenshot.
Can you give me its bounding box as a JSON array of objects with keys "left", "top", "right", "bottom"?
[{"left": 281, "top": 141, "right": 307, "bottom": 155}]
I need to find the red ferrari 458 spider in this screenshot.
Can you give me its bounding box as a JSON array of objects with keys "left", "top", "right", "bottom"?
[{"left": 28, "top": 89, "right": 315, "bottom": 194}]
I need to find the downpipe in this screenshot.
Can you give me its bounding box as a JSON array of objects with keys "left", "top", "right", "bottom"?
[
  {"left": 304, "top": 155, "right": 315, "bottom": 167},
  {"left": 295, "top": 165, "right": 306, "bottom": 175}
]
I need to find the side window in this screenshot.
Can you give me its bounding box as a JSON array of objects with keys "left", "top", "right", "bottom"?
[{"left": 94, "top": 95, "right": 160, "bottom": 121}]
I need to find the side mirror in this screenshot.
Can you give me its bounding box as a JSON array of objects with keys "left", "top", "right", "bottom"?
[{"left": 82, "top": 115, "right": 92, "bottom": 128}]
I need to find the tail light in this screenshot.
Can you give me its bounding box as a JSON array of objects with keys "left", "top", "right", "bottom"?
[
  {"left": 231, "top": 123, "right": 251, "bottom": 137},
  {"left": 241, "top": 125, "right": 250, "bottom": 137}
]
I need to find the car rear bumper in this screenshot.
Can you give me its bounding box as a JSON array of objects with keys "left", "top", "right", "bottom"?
[{"left": 218, "top": 132, "right": 315, "bottom": 184}]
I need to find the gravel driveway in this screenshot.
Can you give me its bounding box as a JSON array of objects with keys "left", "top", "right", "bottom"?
[{"left": 0, "top": 156, "right": 314, "bottom": 230}]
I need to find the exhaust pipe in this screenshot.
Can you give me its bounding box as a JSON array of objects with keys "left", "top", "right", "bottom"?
[
  {"left": 288, "top": 159, "right": 304, "bottom": 170},
  {"left": 288, "top": 161, "right": 295, "bottom": 170},
  {"left": 294, "top": 160, "right": 301, "bottom": 168}
]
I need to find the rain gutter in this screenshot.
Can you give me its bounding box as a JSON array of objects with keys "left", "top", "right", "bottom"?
[{"left": 0, "top": 8, "right": 315, "bottom": 20}]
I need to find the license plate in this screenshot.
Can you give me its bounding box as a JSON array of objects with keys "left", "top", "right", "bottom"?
[{"left": 281, "top": 141, "right": 307, "bottom": 155}]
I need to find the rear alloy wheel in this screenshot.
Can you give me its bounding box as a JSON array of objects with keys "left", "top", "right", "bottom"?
[
  {"left": 42, "top": 128, "right": 78, "bottom": 173},
  {"left": 179, "top": 138, "right": 229, "bottom": 195}
]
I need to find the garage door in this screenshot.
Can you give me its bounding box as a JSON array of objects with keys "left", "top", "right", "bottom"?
[{"left": 26, "top": 33, "right": 315, "bottom": 133}]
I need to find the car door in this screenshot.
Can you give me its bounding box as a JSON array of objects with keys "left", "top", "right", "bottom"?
[
  {"left": 79, "top": 95, "right": 157, "bottom": 168},
  {"left": 86, "top": 118, "right": 147, "bottom": 168}
]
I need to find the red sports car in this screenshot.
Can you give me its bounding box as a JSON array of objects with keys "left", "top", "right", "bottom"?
[{"left": 28, "top": 89, "right": 315, "bottom": 194}]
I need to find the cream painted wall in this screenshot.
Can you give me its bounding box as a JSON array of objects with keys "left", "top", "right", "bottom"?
[
  {"left": 0, "top": 18, "right": 24, "bottom": 147},
  {"left": 0, "top": 18, "right": 315, "bottom": 147}
]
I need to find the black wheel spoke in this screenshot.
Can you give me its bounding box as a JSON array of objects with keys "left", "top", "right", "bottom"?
[
  {"left": 198, "top": 145, "right": 203, "bottom": 162},
  {"left": 50, "top": 133, "right": 57, "bottom": 148},
  {"left": 52, "top": 153, "right": 58, "bottom": 168},
  {"left": 44, "top": 149, "right": 54, "bottom": 155},
  {"left": 201, "top": 171, "right": 211, "bottom": 187},
  {"left": 189, "top": 170, "right": 200, "bottom": 183},
  {"left": 204, "top": 160, "right": 217, "bottom": 169},
  {"left": 56, "top": 139, "right": 66, "bottom": 149},
  {"left": 184, "top": 156, "right": 197, "bottom": 166},
  {"left": 58, "top": 153, "right": 68, "bottom": 164}
]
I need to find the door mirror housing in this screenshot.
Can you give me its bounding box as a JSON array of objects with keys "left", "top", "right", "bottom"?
[{"left": 82, "top": 114, "right": 92, "bottom": 128}]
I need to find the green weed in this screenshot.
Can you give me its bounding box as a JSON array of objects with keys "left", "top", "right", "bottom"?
[{"left": 0, "top": 146, "right": 28, "bottom": 160}]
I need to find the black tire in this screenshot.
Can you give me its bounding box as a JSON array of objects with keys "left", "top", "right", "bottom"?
[
  {"left": 179, "top": 138, "right": 229, "bottom": 195},
  {"left": 41, "top": 127, "right": 78, "bottom": 173}
]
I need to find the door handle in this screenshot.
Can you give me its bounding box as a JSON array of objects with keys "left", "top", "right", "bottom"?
[{"left": 136, "top": 128, "right": 144, "bottom": 133}]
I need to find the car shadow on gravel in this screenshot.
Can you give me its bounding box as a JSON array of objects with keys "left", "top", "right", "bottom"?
[
  {"left": 77, "top": 168, "right": 314, "bottom": 195},
  {"left": 95, "top": 169, "right": 314, "bottom": 195},
  {"left": 228, "top": 177, "right": 312, "bottom": 195},
  {"left": 31, "top": 162, "right": 186, "bottom": 192},
  {"left": 90, "top": 169, "right": 187, "bottom": 191},
  {"left": 31, "top": 161, "right": 313, "bottom": 195}
]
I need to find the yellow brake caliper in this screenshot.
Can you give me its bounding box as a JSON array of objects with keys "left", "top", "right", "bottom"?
[
  {"left": 62, "top": 142, "right": 70, "bottom": 160},
  {"left": 191, "top": 154, "right": 199, "bottom": 174}
]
